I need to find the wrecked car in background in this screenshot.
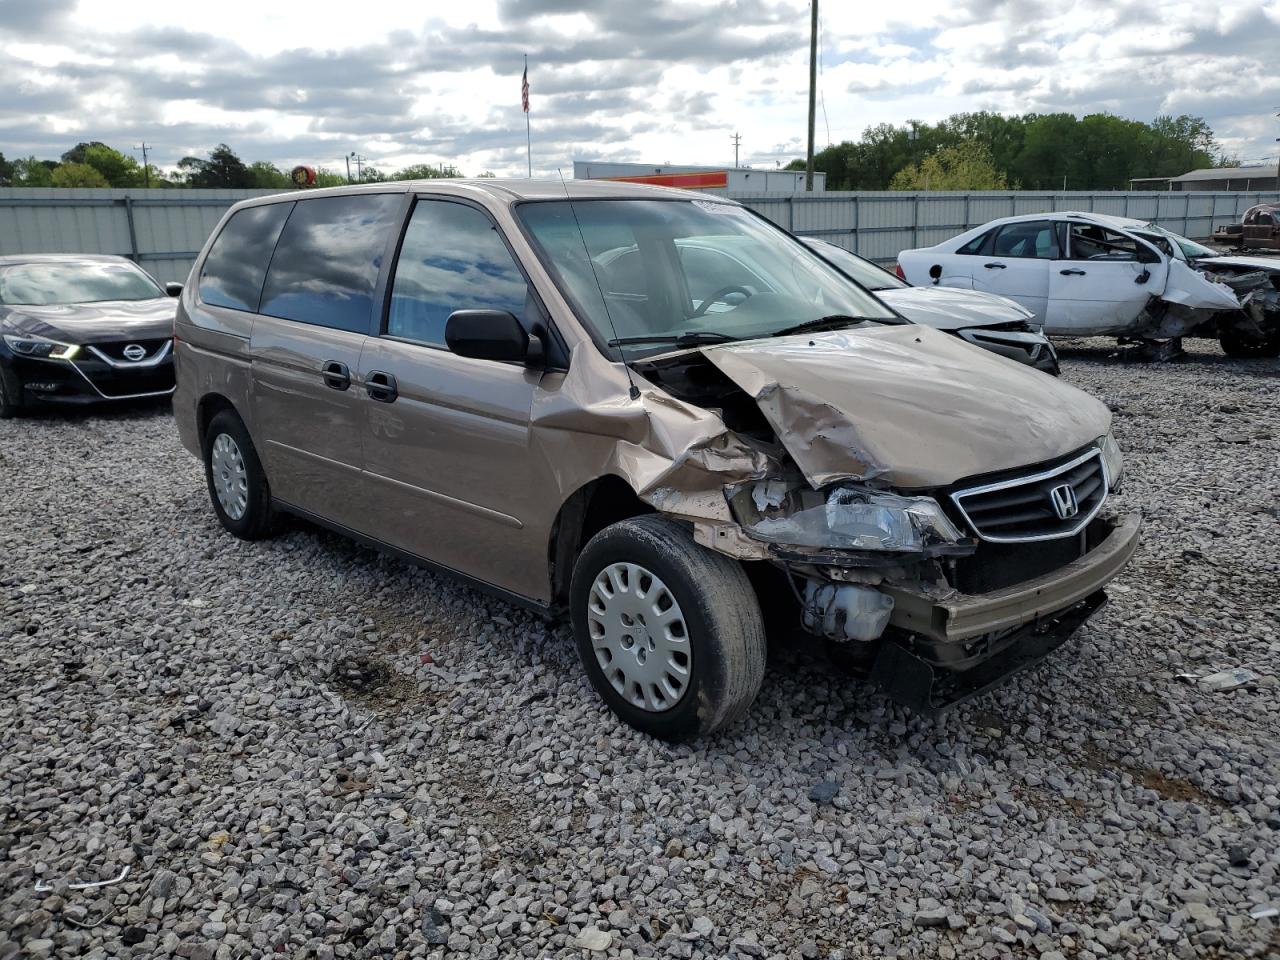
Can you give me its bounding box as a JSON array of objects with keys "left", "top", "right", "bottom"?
[
  {"left": 1213, "top": 202, "right": 1280, "bottom": 252},
  {"left": 799, "top": 235, "right": 1059, "bottom": 373},
  {"left": 175, "top": 181, "right": 1140, "bottom": 741},
  {"left": 898, "top": 212, "right": 1280, "bottom": 358}
]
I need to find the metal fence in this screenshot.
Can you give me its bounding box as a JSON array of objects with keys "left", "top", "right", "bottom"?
[
  {"left": 0, "top": 188, "right": 276, "bottom": 283},
  {"left": 727, "top": 190, "right": 1280, "bottom": 263},
  {"left": 2, "top": 187, "right": 1278, "bottom": 282}
]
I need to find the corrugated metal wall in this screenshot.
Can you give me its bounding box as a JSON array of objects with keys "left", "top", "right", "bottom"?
[
  {"left": 1, "top": 187, "right": 1277, "bottom": 281},
  {"left": 0, "top": 188, "right": 278, "bottom": 282},
  {"left": 727, "top": 190, "right": 1280, "bottom": 263}
]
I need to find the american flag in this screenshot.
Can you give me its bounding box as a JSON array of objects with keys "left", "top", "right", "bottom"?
[{"left": 521, "top": 63, "right": 529, "bottom": 113}]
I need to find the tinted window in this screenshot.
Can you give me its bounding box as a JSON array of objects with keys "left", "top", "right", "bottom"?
[
  {"left": 259, "top": 194, "right": 401, "bottom": 333},
  {"left": 0, "top": 260, "right": 161, "bottom": 305},
  {"left": 199, "top": 203, "right": 293, "bottom": 312},
  {"left": 991, "top": 221, "right": 1057, "bottom": 259},
  {"left": 956, "top": 230, "right": 993, "bottom": 255},
  {"left": 387, "top": 200, "right": 529, "bottom": 348},
  {"left": 800, "top": 240, "right": 906, "bottom": 290}
]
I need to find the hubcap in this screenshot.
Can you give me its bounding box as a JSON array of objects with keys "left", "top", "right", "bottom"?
[
  {"left": 587, "top": 562, "right": 691, "bottom": 712},
  {"left": 210, "top": 433, "right": 249, "bottom": 521}
]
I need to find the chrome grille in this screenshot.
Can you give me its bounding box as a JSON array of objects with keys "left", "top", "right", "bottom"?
[{"left": 951, "top": 449, "right": 1107, "bottom": 543}]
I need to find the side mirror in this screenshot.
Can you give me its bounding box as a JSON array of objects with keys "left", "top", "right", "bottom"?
[
  {"left": 928, "top": 264, "right": 942, "bottom": 285},
  {"left": 165, "top": 282, "right": 183, "bottom": 298},
  {"left": 445, "top": 309, "right": 540, "bottom": 365}
]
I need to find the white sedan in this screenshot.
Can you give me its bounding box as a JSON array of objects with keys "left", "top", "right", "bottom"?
[{"left": 897, "top": 212, "right": 1280, "bottom": 358}]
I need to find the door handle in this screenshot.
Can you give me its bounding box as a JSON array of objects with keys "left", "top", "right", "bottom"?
[
  {"left": 1059, "top": 268, "right": 1086, "bottom": 276},
  {"left": 365, "top": 370, "right": 398, "bottom": 403},
  {"left": 321, "top": 360, "right": 350, "bottom": 391},
  {"left": 983, "top": 262, "right": 1007, "bottom": 269}
]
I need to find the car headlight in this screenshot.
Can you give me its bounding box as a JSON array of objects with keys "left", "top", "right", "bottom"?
[
  {"left": 3, "top": 334, "right": 79, "bottom": 360},
  {"left": 730, "top": 481, "right": 965, "bottom": 553},
  {"left": 1098, "top": 431, "right": 1123, "bottom": 490}
]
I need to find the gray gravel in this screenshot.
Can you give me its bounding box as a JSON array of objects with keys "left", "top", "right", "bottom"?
[{"left": 2, "top": 340, "right": 1278, "bottom": 960}]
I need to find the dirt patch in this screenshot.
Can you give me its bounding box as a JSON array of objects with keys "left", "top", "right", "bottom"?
[
  {"left": 1078, "top": 744, "right": 1226, "bottom": 808},
  {"left": 328, "top": 655, "right": 418, "bottom": 709}
]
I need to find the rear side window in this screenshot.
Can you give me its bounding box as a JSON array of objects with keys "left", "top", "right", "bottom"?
[
  {"left": 259, "top": 194, "right": 402, "bottom": 334},
  {"left": 956, "top": 230, "right": 992, "bottom": 255},
  {"left": 386, "top": 199, "right": 530, "bottom": 348},
  {"left": 199, "top": 203, "right": 293, "bottom": 312},
  {"left": 991, "top": 220, "right": 1058, "bottom": 259}
]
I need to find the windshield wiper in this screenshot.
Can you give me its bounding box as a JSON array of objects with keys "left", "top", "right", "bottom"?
[
  {"left": 771, "top": 314, "right": 867, "bottom": 337},
  {"left": 608, "top": 331, "right": 741, "bottom": 347}
]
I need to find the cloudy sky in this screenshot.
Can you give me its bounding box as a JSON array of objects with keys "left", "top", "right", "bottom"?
[{"left": 2, "top": 0, "right": 1279, "bottom": 178}]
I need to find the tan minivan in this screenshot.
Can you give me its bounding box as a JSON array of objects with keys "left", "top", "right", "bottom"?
[{"left": 174, "top": 180, "right": 1140, "bottom": 740}]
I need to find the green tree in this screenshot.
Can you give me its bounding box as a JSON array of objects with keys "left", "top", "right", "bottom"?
[
  {"left": 11, "top": 157, "right": 55, "bottom": 187},
  {"left": 81, "top": 144, "right": 144, "bottom": 187},
  {"left": 178, "top": 144, "right": 253, "bottom": 188},
  {"left": 0, "top": 153, "right": 13, "bottom": 186},
  {"left": 247, "top": 161, "right": 292, "bottom": 189},
  {"left": 50, "top": 162, "right": 110, "bottom": 187},
  {"left": 390, "top": 163, "right": 462, "bottom": 180},
  {"left": 890, "top": 142, "right": 1009, "bottom": 190},
  {"left": 314, "top": 168, "right": 348, "bottom": 188}
]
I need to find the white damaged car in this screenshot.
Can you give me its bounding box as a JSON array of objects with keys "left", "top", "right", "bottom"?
[{"left": 898, "top": 212, "right": 1280, "bottom": 358}]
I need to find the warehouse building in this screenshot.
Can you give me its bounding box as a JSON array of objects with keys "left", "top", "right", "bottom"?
[
  {"left": 573, "top": 161, "right": 826, "bottom": 193},
  {"left": 1130, "top": 164, "right": 1280, "bottom": 191}
]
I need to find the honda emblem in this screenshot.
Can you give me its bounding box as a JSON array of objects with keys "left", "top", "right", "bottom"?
[{"left": 1049, "top": 483, "right": 1079, "bottom": 520}]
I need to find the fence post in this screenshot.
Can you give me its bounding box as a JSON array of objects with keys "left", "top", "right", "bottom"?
[
  {"left": 912, "top": 194, "right": 919, "bottom": 250},
  {"left": 851, "top": 194, "right": 859, "bottom": 252},
  {"left": 122, "top": 196, "right": 140, "bottom": 264},
  {"left": 787, "top": 195, "right": 794, "bottom": 233},
  {"left": 963, "top": 194, "right": 970, "bottom": 230}
]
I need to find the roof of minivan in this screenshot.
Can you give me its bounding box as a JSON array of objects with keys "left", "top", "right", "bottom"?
[
  {"left": 0, "top": 253, "right": 134, "bottom": 266},
  {"left": 233, "top": 178, "right": 733, "bottom": 207}
]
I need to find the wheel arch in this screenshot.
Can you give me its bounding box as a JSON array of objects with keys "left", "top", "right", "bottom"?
[
  {"left": 196, "top": 392, "right": 242, "bottom": 449},
  {"left": 548, "top": 475, "right": 655, "bottom": 611}
]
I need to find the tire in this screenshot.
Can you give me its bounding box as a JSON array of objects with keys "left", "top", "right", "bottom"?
[
  {"left": 1219, "top": 328, "right": 1280, "bottom": 359},
  {"left": 0, "top": 364, "right": 24, "bottom": 419},
  {"left": 570, "top": 515, "right": 767, "bottom": 741},
  {"left": 202, "top": 409, "right": 275, "bottom": 540}
]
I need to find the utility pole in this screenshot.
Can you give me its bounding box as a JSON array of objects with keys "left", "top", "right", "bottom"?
[
  {"left": 805, "top": 0, "right": 818, "bottom": 191},
  {"left": 345, "top": 155, "right": 352, "bottom": 183},
  {"left": 349, "top": 152, "right": 366, "bottom": 181},
  {"left": 134, "top": 142, "right": 151, "bottom": 188},
  {"left": 731, "top": 132, "right": 742, "bottom": 168}
]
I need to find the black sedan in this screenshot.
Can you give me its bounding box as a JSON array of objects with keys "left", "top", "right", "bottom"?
[{"left": 0, "top": 254, "right": 179, "bottom": 417}]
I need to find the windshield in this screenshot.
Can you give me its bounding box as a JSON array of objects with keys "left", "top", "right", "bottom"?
[
  {"left": 1141, "top": 224, "right": 1217, "bottom": 261},
  {"left": 0, "top": 260, "right": 162, "bottom": 305},
  {"left": 800, "top": 238, "right": 908, "bottom": 290},
  {"left": 517, "top": 199, "right": 898, "bottom": 357}
]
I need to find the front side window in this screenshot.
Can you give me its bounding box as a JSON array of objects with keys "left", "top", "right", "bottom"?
[
  {"left": 0, "top": 260, "right": 162, "bottom": 305},
  {"left": 517, "top": 199, "right": 897, "bottom": 357},
  {"left": 991, "top": 221, "right": 1057, "bottom": 259},
  {"left": 1066, "top": 223, "right": 1156, "bottom": 262},
  {"left": 259, "top": 194, "right": 401, "bottom": 333},
  {"left": 386, "top": 200, "right": 530, "bottom": 348},
  {"left": 199, "top": 202, "right": 293, "bottom": 312}
]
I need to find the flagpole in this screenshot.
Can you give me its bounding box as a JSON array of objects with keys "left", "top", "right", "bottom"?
[{"left": 524, "top": 54, "right": 532, "bottom": 177}]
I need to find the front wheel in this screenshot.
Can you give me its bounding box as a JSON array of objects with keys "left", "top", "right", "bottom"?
[
  {"left": 203, "top": 409, "right": 276, "bottom": 540},
  {"left": 570, "top": 515, "right": 766, "bottom": 741},
  {"left": 0, "top": 364, "right": 24, "bottom": 419},
  {"left": 1220, "top": 328, "right": 1280, "bottom": 359}
]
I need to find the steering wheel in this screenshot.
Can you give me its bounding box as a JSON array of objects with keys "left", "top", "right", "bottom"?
[{"left": 691, "top": 284, "right": 753, "bottom": 318}]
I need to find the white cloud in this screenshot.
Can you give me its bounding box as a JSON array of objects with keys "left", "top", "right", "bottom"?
[{"left": 0, "top": 0, "right": 1277, "bottom": 176}]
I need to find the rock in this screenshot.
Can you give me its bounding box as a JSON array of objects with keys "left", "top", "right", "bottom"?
[
  {"left": 808, "top": 782, "right": 840, "bottom": 804},
  {"left": 573, "top": 927, "right": 613, "bottom": 951}
]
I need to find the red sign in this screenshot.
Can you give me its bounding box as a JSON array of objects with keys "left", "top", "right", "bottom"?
[{"left": 603, "top": 171, "right": 729, "bottom": 189}]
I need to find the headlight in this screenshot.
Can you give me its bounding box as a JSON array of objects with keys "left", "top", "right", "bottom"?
[
  {"left": 1098, "top": 431, "right": 1123, "bottom": 490},
  {"left": 3, "top": 334, "right": 79, "bottom": 360},
  {"left": 730, "top": 481, "right": 965, "bottom": 553}
]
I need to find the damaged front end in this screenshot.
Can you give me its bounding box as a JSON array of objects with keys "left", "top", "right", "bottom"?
[{"left": 630, "top": 325, "right": 1141, "bottom": 713}]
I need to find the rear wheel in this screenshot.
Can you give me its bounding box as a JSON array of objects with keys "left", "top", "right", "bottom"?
[
  {"left": 1220, "top": 328, "right": 1280, "bottom": 359},
  {"left": 570, "top": 515, "right": 766, "bottom": 740},
  {"left": 0, "top": 365, "right": 24, "bottom": 419},
  {"left": 203, "top": 409, "right": 275, "bottom": 540}
]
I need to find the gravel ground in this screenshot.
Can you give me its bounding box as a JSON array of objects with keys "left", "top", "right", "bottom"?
[{"left": 1, "top": 340, "right": 1278, "bottom": 960}]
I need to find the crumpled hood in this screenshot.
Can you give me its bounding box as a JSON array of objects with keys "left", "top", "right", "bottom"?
[
  {"left": 701, "top": 324, "right": 1111, "bottom": 489},
  {"left": 0, "top": 298, "right": 176, "bottom": 345},
  {"left": 875, "top": 286, "right": 1033, "bottom": 331}
]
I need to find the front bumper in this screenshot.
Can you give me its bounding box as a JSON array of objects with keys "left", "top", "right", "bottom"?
[
  {"left": 4, "top": 350, "right": 175, "bottom": 405},
  {"left": 883, "top": 511, "right": 1140, "bottom": 644},
  {"left": 957, "top": 327, "right": 1060, "bottom": 375}
]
